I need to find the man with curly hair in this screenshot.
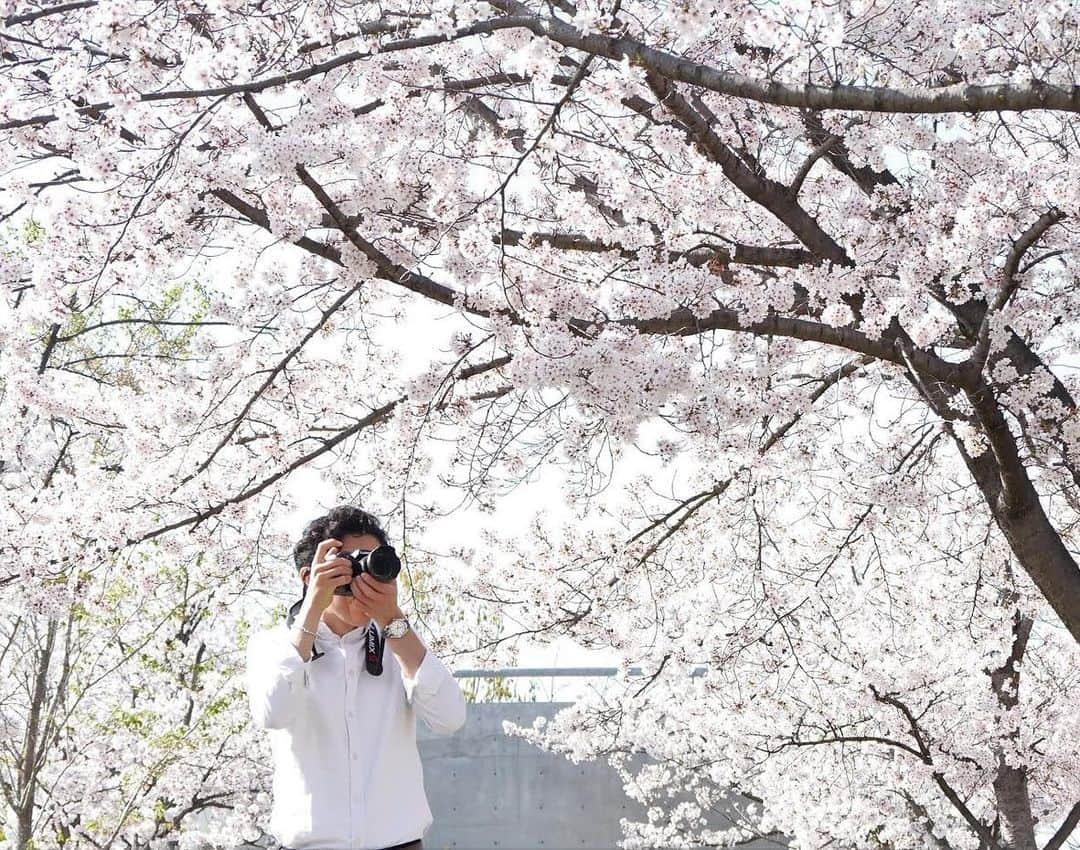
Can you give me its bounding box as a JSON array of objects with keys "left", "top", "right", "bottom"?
[{"left": 245, "top": 504, "right": 466, "bottom": 850}]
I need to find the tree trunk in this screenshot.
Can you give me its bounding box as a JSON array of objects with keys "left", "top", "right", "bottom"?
[
  {"left": 14, "top": 617, "right": 58, "bottom": 850},
  {"left": 990, "top": 611, "right": 1038, "bottom": 850},
  {"left": 965, "top": 383, "right": 1080, "bottom": 645}
]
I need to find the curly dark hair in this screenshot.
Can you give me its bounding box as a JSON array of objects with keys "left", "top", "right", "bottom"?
[{"left": 292, "top": 504, "right": 390, "bottom": 582}]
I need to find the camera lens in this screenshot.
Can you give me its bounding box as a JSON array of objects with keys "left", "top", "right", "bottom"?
[{"left": 367, "top": 546, "right": 401, "bottom": 581}]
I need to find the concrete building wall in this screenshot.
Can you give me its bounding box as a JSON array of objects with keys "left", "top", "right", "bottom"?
[{"left": 416, "top": 702, "right": 779, "bottom": 850}]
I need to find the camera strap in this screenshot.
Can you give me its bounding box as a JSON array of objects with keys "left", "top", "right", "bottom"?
[{"left": 365, "top": 620, "right": 385, "bottom": 676}]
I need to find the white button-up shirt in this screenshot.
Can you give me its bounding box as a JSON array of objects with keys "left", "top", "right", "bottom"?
[{"left": 244, "top": 617, "right": 467, "bottom": 850}]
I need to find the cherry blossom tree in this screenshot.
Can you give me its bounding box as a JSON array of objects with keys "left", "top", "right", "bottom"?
[
  {"left": 0, "top": 544, "right": 272, "bottom": 850},
  {"left": 0, "top": 537, "right": 492, "bottom": 850},
  {"left": 2, "top": 1, "right": 1080, "bottom": 850}
]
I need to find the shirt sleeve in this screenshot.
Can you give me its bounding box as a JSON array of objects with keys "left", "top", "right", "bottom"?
[
  {"left": 245, "top": 627, "right": 311, "bottom": 730},
  {"left": 400, "top": 641, "right": 467, "bottom": 735}
]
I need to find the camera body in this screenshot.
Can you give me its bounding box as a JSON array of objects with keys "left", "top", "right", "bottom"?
[{"left": 332, "top": 544, "right": 402, "bottom": 595}]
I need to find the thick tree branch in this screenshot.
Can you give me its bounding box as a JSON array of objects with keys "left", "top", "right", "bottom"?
[
  {"left": 1044, "top": 802, "right": 1080, "bottom": 850},
  {"left": 802, "top": 111, "right": 900, "bottom": 196},
  {"left": 643, "top": 70, "right": 852, "bottom": 267},
  {"left": 496, "top": 227, "right": 814, "bottom": 268},
  {"left": 485, "top": 0, "right": 1080, "bottom": 115},
  {"left": 631, "top": 304, "right": 958, "bottom": 385}
]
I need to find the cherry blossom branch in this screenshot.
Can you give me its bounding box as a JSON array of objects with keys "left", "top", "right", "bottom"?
[
  {"left": 294, "top": 15, "right": 433, "bottom": 54},
  {"left": 617, "top": 355, "right": 874, "bottom": 591},
  {"left": 54, "top": 317, "right": 256, "bottom": 343},
  {"left": 870, "top": 685, "right": 1005, "bottom": 850},
  {"left": 479, "top": 52, "right": 595, "bottom": 208},
  {"left": 644, "top": 64, "right": 964, "bottom": 402},
  {"left": 295, "top": 168, "right": 502, "bottom": 320},
  {"left": 175, "top": 273, "right": 368, "bottom": 488},
  {"left": 631, "top": 651, "right": 671, "bottom": 697},
  {"left": 209, "top": 95, "right": 502, "bottom": 323},
  {"left": 894, "top": 332, "right": 1080, "bottom": 644},
  {"left": 496, "top": 227, "right": 815, "bottom": 268},
  {"left": 453, "top": 63, "right": 975, "bottom": 361},
  {"left": 216, "top": 111, "right": 932, "bottom": 382},
  {"left": 898, "top": 791, "right": 957, "bottom": 850},
  {"left": 217, "top": 169, "right": 964, "bottom": 403},
  {"left": 0, "top": 14, "right": 538, "bottom": 132},
  {"left": 131, "top": 355, "right": 512, "bottom": 547},
  {"left": 643, "top": 70, "right": 851, "bottom": 267},
  {"left": 788, "top": 133, "right": 840, "bottom": 199},
  {"left": 631, "top": 305, "right": 958, "bottom": 386},
  {"left": 16, "top": 616, "right": 59, "bottom": 835},
  {"left": 769, "top": 731, "right": 926, "bottom": 760},
  {"left": 2, "top": 0, "right": 95, "bottom": 26},
  {"left": 801, "top": 112, "right": 900, "bottom": 197},
  {"left": 485, "top": 0, "right": 1080, "bottom": 115},
  {"left": 965, "top": 372, "right": 1057, "bottom": 508},
  {"left": 967, "top": 208, "right": 1067, "bottom": 378},
  {"left": 1044, "top": 801, "right": 1080, "bottom": 850}
]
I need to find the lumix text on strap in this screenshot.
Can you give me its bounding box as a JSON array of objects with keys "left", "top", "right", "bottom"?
[{"left": 365, "top": 620, "right": 384, "bottom": 676}]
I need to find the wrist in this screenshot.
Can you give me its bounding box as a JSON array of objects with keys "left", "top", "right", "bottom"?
[
  {"left": 380, "top": 608, "right": 405, "bottom": 631},
  {"left": 299, "top": 598, "right": 323, "bottom": 631}
]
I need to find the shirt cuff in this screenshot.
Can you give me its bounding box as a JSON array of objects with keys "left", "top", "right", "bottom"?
[
  {"left": 401, "top": 646, "right": 452, "bottom": 704},
  {"left": 269, "top": 630, "right": 313, "bottom": 688}
]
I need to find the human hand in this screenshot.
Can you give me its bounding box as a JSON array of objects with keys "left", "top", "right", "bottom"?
[
  {"left": 301, "top": 538, "right": 354, "bottom": 614},
  {"left": 350, "top": 572, "right": 403, "bottom": 628}
]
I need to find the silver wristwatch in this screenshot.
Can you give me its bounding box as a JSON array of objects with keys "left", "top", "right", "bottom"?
[{"left": 384, "top": 616, "right": 410, "bottom": 639}]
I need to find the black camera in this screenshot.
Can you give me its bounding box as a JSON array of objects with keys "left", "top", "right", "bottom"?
[{"left": 333, "top": 545, "right": 402, "bottom": 595}]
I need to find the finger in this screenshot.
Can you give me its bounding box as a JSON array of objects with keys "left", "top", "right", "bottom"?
[
  {"left": 353, "top": 585, "right": 380, "bottom": 605},
  {"left": 312, "top": 557, "right": 344, "bottom": 575},
  {"left": 349, "top": 587, "right": 373, "bottom": 612},
  {"left": 362, "top": 573, "right": 393, "bottom": 594},
  {"left": 360, "top": 579, "right": 389, "bottom": 599},
  {"left": 314, "top": 538, "right": 343, "bottom": 562},
  {"left": 351, "top": 579, "right": 375, "bottom": 599}
]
